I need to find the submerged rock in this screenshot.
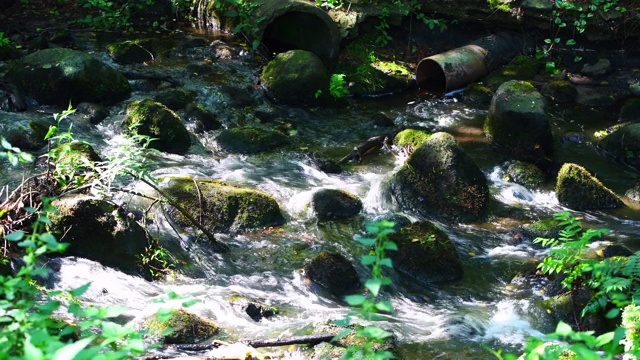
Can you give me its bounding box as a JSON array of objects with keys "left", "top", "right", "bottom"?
[
  {"left": 161, "top": 177, "right": 285, "bottom": 233},
  {"left": 599, "top": 122, "right": 640, "bottom": 172},
  {"left": 185, "top": 103, "right": 221, "bottom": 132},
  {"left": 388, "top": 132, "right": 489, "bottom": 223},
  {"left": 142, "top": 309, "right": 219, "bottom": 344},
  {"left": 124, "top": 99, "right": 192, "bottom": 155},
  {"left": 556, "top": 163, "right": 625, "bottom": 210},
  {"left": 5, "top": 48, "right": 131, "bottom": 105},
  {"left": 388, "top": 221, "right": 463, "bottom": 285},
  {"left": 485, "top": 80, "right": 553, "bottom": 165},
  {"left": 48, "top": 195, "right": 150, "bottom": 272},
  {"left": 310, "top": 188, "right": 362, "bottom": 221},
  {"left": 504, "top": 161, "right": 546, "bottom": 189},
  {"left": 303, "top": 251, "right": 360, "bottom": 297},
  {"left": 215, "top": 126, "right": 289, "bottom": 154}
]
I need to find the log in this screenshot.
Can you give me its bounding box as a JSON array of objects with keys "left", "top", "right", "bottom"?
[
  {"left": 338, "top": 129, "right": 403, "bottom": 164},
  {"left": 243, "top": 333, "right": 335, "bottom": 348}
]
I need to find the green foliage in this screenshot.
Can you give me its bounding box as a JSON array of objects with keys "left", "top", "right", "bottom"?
[
  {"left": 0, "top": 138, "right": 33, "bottom": 166},
  {"left": 329, "top": 74, "right": 349, "bottom": 99},
  {"left": 316, "top": 0, "right": 343, "bottom": 10},
  {"left": 76, "top": 0, "right": 158, "bottom": 32},
  {"left": 487, "top": 0, "right": 511, "bottom": 11},
  {"left": 138, "top": 243, "right": 176, "bottom": 280},
  {"left": 334, "top": 220, "right": 397, "bottom": 359},
  {"left": 216, "top": 0, "right": 265, "bottom": 50},
  {"left": 0, "top": 32, "right": 10, "bottom": 48}
]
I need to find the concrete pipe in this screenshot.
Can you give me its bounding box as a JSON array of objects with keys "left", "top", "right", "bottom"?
[
  {"left": 416, "top": 32, "right": 526, "bottom": 94},
  {"left": 253, "top": 0, "right": 342, "bottom": 65}
]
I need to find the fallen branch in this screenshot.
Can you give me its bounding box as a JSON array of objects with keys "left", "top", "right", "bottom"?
[
  {"left": 164, "top": 333, "right": 336, "bottom": 353},
  {"left": 338, "top": 129, "right": 403, "bottom": 164}
]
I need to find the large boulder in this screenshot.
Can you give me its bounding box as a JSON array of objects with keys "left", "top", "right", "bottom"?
[
  {"left": 388, "top": 221, "right": 463, "bottom": 285},
  {"left": 599, "top": 122, "right": 640, "bottom": 172},
  {"left": 303, "top": 251, "right": 360, "bottom": 297},
  {"left": 124, "top": 99, "right": 192, "bottom": 155},
  {"left": 141, "top": 309, "right": 219, "bottom": 344},
  {"left": 310, "top": 188, "right": 362, "bottom": 221},
  {"left": 387, "top": 132, "right": 489, "bottom": 223},
  {"left": 260, "top": 50, "right": 329, "bottom": 105},
  {"left": 556, "top": 163, "right": 625, "bottom": 210},
  {"left": 48, "top": 195, "right": 150, "bottom": 272},
  {"left": 5, "top": 48, "right": 131, "bottom": 106},
  {"left": 619, "top": 98, "right": 640, "bottom": 123},
  {"left": 215, "top": 126, "right": 289, "bottom": 154},
  {"left": 161, "top": 177, "right": 286, "bottom": 233},
  {"left": 484, "top": 80, "right": 553, "bottom": 165}
]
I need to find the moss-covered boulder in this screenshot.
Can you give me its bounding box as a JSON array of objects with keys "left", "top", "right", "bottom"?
[
  {"left": 463, "top": 82, "right": 493, "bottom": 104},
  {"left": 483, "top": 55, "right": 542, "bottom": 91},
  {"left": 393, "top": 128, "right": 431, "bottom": 154},
  {"left": 107, "top": 39, "right": 156, "bottom": 64},
  {"left": 5, "top": 48, "right": 131, "bottom": 106},
  {"left": 185, "top": 103, "right": 222, "bottom": 132},
  {"left": 153, "top": 89, "right": 197, "bottom": 111},
  {"left": 520, "top": 217, "right": 563, "bottom": 242},
  {"left": 310, "top": 189, "right": 362, "bottom": 221},
  {"left": 504, "top": 161, "right": 546, "bottom": 188},
  {"left": 303, "top": 251, "right": 360, "bottom": 297},
  {"left": 161, "top": 177, "right": 285, "bottom": 233},
  {"left": 541, "top": 80, "right": 578, "bottom": 103},
  {"left": 556, "top": 163, "right": 625, "bottom": 210},
  {"left": 124, "top": 99, "right": 191, "bottom": 155},
  {"left": 599, "top": 123, "right": 640, "bottom": 172},
  {"left": 143, "top": 309, "right": 219, "bottom": 344},
  {"left": 76, "top": 102, "right": 109, "bottom": 125},
  {"left": 48, "top": 195, "right": 150, "bottom": 272},
  {"left": 4, "top": 119, "right": 49, "bottom": 151},
  {"left": 215, "top": 126, "right": 289, "bottom": 154},
  {"left": 619, "top": 98, "right": 640, "bottom": 123},
  {"left": 485, "top": 80, "right": 553, "bottom": 165},
  {"left": 260, "top": 50, "right": 329, "bottom": 105},
  {"left": 387, "top": 132, "right": 489, "bottom": 223},
  {"left": 388, "top": 221, "right": 463, "bottom": 285}
]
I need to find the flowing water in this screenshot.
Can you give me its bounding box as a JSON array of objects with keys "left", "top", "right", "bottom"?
[{"left": 3, "top": 30, "right": 640, "bottom": 359}]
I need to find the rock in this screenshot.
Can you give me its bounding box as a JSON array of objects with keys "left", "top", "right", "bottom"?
[
  {"left": 520, "top": 218, "right": 563, "bottom": 242},
  {"left": 310, "top": 188, "right": 362, "bottom": 221},
  {"left": 48, "top": 195, "right": 150, "bottom": 272},
  {"left": 371, "top": 113, "right": 395, "bottom": 127},
  {"left": 576, "top": 86, "right": 617, "bottom": 108},
  {"left": 463, "top": 82, "right": 493, "bottom": 104},
  {"left": 5, "top": 48, "right": 131, "bottom": 106},
  {"left": 5, "top": 119, "right": 49, "bottom": 151},
  {"left": 215, "top": 126, "right": 289, "bottom": 154},
  {"left": 142, "top": 309, "right": 219, "bottom": 344},
  {"left": 619, "top": 97, "right": 640, "bottom": 123},
  {"left": 484, "top": 80, "right": 553, "bottom": 165},
  {"left": 387, "top": 132, "right": 489, "bottom": 223},
  {"left": 556, "top": 163, "right": 625, "bottom": 210},
  {"left": 0, "top": 80, "right": 26, "bottom": 112},
  {"left": 260, "top": 50, "right": 329, "bottom": 106},
  {"left": 542, "top": 286, "right": 609, "bottom": 335},
  {"left": 626, "top": 179, "right": 640, "bottom": 202},
  {"left": 161, "top": 177, "right": 285, "bottom": 233},
  {"left": 227, "top": 293, "right": 279, "bottom": 322},
  {"left": 49, "top": 29, "right": 74, "bottom": 47},
  {"left": 581, "top": 58, "right": 611, "bottom": 77},
  {"left": 303, "top": 251, "right": 360, "bottom": 297},
  {"left": 541, "top": 80, "right": 578, "bottom": 103},
  {"left": 599, "top": 122, "right": 640, "bottom": 172},
  {"left": 124, "top": 99, "right": 192, "bottom": 155},
  {"left": 504, "top": 161, "right": 546, "bottom": 188},
  {"left": 185, "top": 103, "right": 221, "bottom": 132},
  {"left": 388, "top": 221, "right": 463, "bottom": 285},
  {"left": 107, "top": 40, "right": 155, "bottom": 64},
  {"left": 76, "top": 102, "right": 109, "bottom": 125},
  {"left": 153, "top": 88, "right": 196, "bottom": 111},
  {"left": 393, "top": 128, "right": 431, "bottom": 154},
  {"left": 483, "top": 55, "right": 542, "bottom": 91}
]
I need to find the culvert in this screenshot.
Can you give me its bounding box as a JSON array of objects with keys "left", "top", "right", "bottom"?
[{"left": 253, "top": 0, "right": 341, "bottom": 65}]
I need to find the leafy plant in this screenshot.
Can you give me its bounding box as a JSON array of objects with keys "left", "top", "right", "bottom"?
[
  {"left": 76, "top": 0, "right": 157, "bottom": 32},
  {"left": 0, "top": 32, "right": 10, "bottom": 48},
  {"left": 216, "top": 0, "right": 265, "bottom": 50},
  {"left": 329, "top": 73, "right": 349, "bottom": 99},
  {"left": 0, "top": 138, "right": 33, "bottom": 166},
  {"left": 334, "top": 220, "right": 397, "bottom": 359}
]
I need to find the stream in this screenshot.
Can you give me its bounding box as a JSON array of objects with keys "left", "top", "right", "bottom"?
[{"left": 3, "top": 28, "right": 640, "bottom": 359}]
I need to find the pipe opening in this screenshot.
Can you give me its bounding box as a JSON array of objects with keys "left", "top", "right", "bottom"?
[
  {"left": 416, "top": 59, "right": 447, "bottom": 94},
  {"left": 262, "top": 11, "right": 334, "bottom": 64}
]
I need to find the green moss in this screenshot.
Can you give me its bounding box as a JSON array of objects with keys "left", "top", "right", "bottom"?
[
  {"left": 484, "top": 55, "right": 542, "bottom": 90},
  {"left": 124, "top": 99, "right": 191, "bottom": 154},
  {"left": 523, "top": 218, "right": 562, "bottom": 240},
  {"left": 215, "top": 126, "right": 289, "bottom": 154},
  {"left": 505, "top": 161, "right": 545, "bottom": 188},
  {"left": 556, "top": 163, "right": 624, "bottom": 210},
  {"left": 146, "top": 309, "right": 219, "bottom": 344},
  {"left": 373, "top": 61, "right": 411, "bottom": 76},
  {"left": 393, "top": 129, "right": 431, "bottom": 153}
]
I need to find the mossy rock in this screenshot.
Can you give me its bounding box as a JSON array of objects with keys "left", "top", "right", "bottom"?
[
  {"left": 185, "top": 103, "right": 221, "bottom": 132},
  {"left": 619, "top": 97, "right": 640, "bottom": 123},
  {"left": 541, "top": 80, "right": 578, "bottom": 103},
  {"left": 260, "top": 50, "right": 329, "bottom": 105},
  {"left": 504, "top": 161, "right": 545, "bottom": 188},
  {"left": 599, "top": 122, "right": 640, "bottom": 172},
  {"left": 215, "top": 126, "right": 289, "bottom": 154},
  {"left": 227, "top": 293, "right": 279, "bottom": 322},
  {"left": 143, "top": 309, "right": 219, "bottom": 344},
  {"left": 107, "top": 39, "right": 156, "bottom": 64},
  {"left": 152, "top": 89, "right": 197, "bottom": 111},
  {"left": 388, "top": 221, "right": 463, "bottom": 285},
  {"left": 387, "top": 132, "right": 489, "bottom": 223},
  {"left": 303, "top": 251, "right": 360, "bottom": 297},
  {"left": 463, "top": 82, "right": 493, "bottom": 104},
  {"left": 393, "top": 128, "right": 431, "bottom": 154},
  {"left": 521, "top": 218, "right": 562, "bottom": 241},
  {"left": 310, "top": 188, "right": 362, "bottom": 221},
  {"left": 124, "top": 99, "right": 192, "bottom": 154},
  {"left": 48, "top": 195, "right": 150, "bottom": 272},
  {"left": 5, "top": 48, "right": 131, "bottom": 106},
  {"left": 76, "top": 102, "right": 109, "bottom": 125},
  {"left": 485, "top": 80, "right": 553, "bottom": 164},
  {"left": 541, "top": 286, "right": 608, "bottom": 334},
  {"left": 308, "top": 322, "right": 397, "bottom": 359},
  {"left": 6, "top": 120, "right": 49, "bottom": 151},
  {"left": 483, "top": 55, "right": 542, "bottom": 91},
  {"left": 162, "top": 177, "right": 285, "bottom": 233},
  {"left": 556, "top": 163, "right": 625, "bottom": 210}
]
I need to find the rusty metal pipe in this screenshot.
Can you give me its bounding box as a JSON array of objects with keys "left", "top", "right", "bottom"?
[{"left": 416, "top": 32, "right": 527, "bottom": 94}]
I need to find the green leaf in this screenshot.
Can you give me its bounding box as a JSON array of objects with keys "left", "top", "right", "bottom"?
[
  {"left": 566, "top": 39, "right": 576, "bottom": 45},
  {"left": 5, "top": 230, "right": 25, "bottom": 241},
  {"left": 345, "top": 294, "right": 367, "bottom": 306},
  {"left": 182, "top": 299, "right": 201, "bottom": 307},
  {"left": 375, "top": 300, "right": 394, "bottom": 313},
  {"left": 332, "top": 328, "right": 353, "bottom": 342},
  {"left": 555, "top": 321, "right": 572, "bottom": 336},
  {"left": 361, "top": 255, "right": 376, "bottom": 265},
  {"left": 1, "top": 137, "right": 12, "bottom": 150},
  {"left": 357, "top": 237, "right": 376, "bottom": 247},
  {"left": 365, "top": 278, "right": 382, "bottom": 297},
  {"left": 52, "top": 337, "right": 93, "bottom": 360},
  {"left": 24, "top": 335, "right": 44, "bottom": 360},
  {"left": 359, "top": 325, "right": 392, "bottom": 340},
  {"left": 69, "top": 282, "right": 92, "bottom": 297},
  {"left": 374, "top": 351, "right": 395, "bottom": 360},
  {"left": 379, "top": 258, "right": 393, "bottom": 268},
  {"left": 382, "top": 241, "right": 398, "bottom": 251}
]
